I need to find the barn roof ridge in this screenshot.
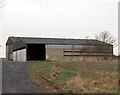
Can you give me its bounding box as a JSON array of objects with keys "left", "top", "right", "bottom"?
[
  {"left": 8, "top": 36, "right": 112, "bottom": 46},
  {"left": 10, "top": 36, "right": 97, "bottom": 41}
]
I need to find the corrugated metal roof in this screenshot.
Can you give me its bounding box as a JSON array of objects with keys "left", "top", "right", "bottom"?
[
  {"left": 10, "top": 37, "right": 112, "bottom": 46},
  {"left": 10, "top": 37, "right": 19, "bottom": 42}
]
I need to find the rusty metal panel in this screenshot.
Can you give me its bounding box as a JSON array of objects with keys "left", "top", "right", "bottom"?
[{"left": 9, "top": 53, "right": 13, "bottom": 60}]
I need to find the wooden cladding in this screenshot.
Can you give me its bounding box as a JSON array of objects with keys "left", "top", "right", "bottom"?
[
  {"left": 64, "top": 55, "right": 112, "bottom": 56},
  {"left": 64, "top": 50, "right": 113, "bottom": 57},
  {"left": 64, "top": 50, "right": 113, "bottom": 53}
]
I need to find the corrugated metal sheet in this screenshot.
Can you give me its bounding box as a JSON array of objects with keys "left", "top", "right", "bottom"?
[
  {"left": 16, "top": 49, "right": 26, "bottom": 62},
  {"left": 46, "top": 45, "right": 97, "bottom": 50},
  {"left": 13, "top": 51, "right": 16, "bottom": 61},
  {"left": 21, "top": 37, "right": 109, "bottom": 45},
  {"left": 20, "top": 49, "right": 26, "bottom": 61},
  {"left": 17, "top": 50, "right": 20, "bottom": 61}
]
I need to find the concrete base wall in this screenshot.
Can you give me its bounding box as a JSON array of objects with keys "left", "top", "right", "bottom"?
[{"left": 46, "top": 48, "right": 64, "bottom": 60}]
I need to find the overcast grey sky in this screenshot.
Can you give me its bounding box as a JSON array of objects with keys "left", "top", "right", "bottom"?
[{"left": 0, "top": 0, "right": 119, "bottom": 57}]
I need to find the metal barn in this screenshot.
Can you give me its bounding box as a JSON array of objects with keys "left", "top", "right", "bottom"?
[{"left": 6, "top": 37, "right": 113, "bottom": 61}]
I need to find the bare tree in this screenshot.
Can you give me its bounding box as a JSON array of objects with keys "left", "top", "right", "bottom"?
[
  {"left": 95, "top": 31, "right": 116, "bottom": 45},
  {"left": 95, "top": 31, "right": 116, "bottom": 60}
]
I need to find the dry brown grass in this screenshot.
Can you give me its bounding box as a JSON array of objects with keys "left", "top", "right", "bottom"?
[
  {"left": 66, "top": 67, "right": 118, "bottom": 93},
  {"left": 67, "top": 74, "right": 87, "bottom": 93},
  {"left": 53, "top": 57, "right": 118, "bottom": 63}
]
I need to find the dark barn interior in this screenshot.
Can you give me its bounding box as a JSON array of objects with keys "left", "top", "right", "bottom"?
[{"left": 27, "top": 44, "right": 45, "bottom": 61}]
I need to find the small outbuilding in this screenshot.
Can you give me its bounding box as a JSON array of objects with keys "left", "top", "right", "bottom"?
[{"left": 6, "top": 37, "right": 113, "bottom": 61}]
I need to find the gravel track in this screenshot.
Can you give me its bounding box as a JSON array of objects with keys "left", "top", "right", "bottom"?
[{"left": 2, "top": 62, "right": 45, "bottom": 93}]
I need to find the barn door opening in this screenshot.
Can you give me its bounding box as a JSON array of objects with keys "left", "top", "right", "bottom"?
[{"left": 27, "top": 44, "right": 45, "bottom": 61}]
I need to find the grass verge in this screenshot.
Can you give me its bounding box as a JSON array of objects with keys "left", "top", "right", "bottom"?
[
  {"left": 29, "top": 61, "right": 118, "bottom": 93},
  {"left": 30, "top": 61, "right": 76, "bottom": 92}
]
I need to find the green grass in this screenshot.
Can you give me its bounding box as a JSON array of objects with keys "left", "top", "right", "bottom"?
[
  {"left": 46, "top": 60, "right": 57, "bottom": 62},
  {"left": 30, "top": 61, "right": 76, "bottom": 90}
]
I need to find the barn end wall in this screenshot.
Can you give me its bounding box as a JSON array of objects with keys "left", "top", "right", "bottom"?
[{"left": 6, "top": 44, "right": 13, "bottom": 61}]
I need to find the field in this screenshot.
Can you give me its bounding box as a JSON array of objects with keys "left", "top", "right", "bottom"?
[{"left": 29, "top": 60, "right": 118, "bottom": 93}]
